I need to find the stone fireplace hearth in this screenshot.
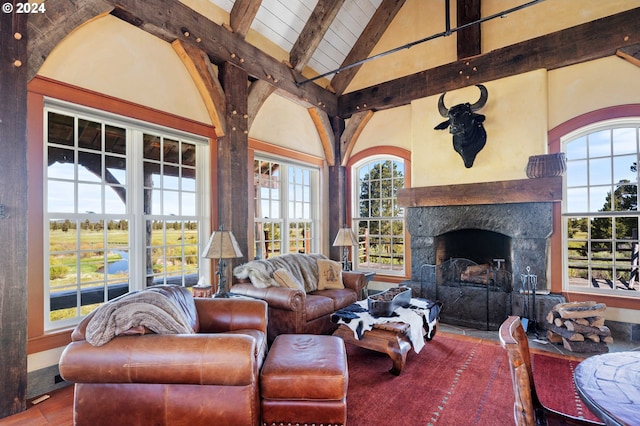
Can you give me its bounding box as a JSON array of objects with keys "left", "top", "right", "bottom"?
[{"left": 398, "top": 178, "right": 562, "bottom": 330}]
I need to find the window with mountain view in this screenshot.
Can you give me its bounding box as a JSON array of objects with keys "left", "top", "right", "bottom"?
[{"left": 563, "top": 120, "right": 640, "bottom": 294}]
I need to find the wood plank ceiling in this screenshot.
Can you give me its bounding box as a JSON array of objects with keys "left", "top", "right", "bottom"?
[
  {"left": 209, "top": 0, "right": 405, "bottom": 96},
  {"left": 212, "top": 0, "right": 383, "bottom": 78}
]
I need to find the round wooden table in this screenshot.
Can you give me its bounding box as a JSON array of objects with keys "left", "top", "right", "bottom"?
[{"left": 573, "top": 351, "right": 640, "bottom": 426}]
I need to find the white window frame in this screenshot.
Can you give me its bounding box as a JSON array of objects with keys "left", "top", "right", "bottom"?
[
  {"left": 351, "top": 154, "right": 406, "bottom": 276},
  {"left": 253, "top": 155, "right": 319, "bottom": 259},
  {"left": 43, "top": 100, "right": 211, "bottom": 331},
  {"left": 562, "top": 117, "right": 640, "bottom": 296}
]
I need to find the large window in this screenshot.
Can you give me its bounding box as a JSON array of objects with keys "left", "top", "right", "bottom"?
[
  {"left": 253, "top": 157, "right": 318, "bottom": 258},
  {"left": 563, "top": 119, "right": 639, "bottom": 295},
  {"left": 352, "top": 157, "right": 405, "bottom": 275},
  {"left": 45, "top": 103, "right": 209, "bottom": 330}
]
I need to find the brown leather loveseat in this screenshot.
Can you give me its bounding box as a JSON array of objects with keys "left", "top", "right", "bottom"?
[
  {"left": 231, "top": 253, "right": 366, "bottom": 342},
  {"left": 59, "top": 285, "right": 268, "bottom": 426}
]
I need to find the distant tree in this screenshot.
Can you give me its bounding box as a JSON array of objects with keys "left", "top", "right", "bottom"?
[
  {"left": 358, "top": 160, "right": 404, "bottom": 263},
  {"left": 591, "top": 180, "right": 637, "bottom": 242}
]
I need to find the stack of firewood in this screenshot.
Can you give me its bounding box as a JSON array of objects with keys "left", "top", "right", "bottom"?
[{"left": 545, "top": 301, "right": 613, "bottom": 353}]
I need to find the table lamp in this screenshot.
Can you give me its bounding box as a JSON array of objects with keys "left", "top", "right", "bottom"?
[
  {"left": 332, "top": 227, "right": 358, "bottom": 271},
  {"left": 202, "top": 226, "right": 243, "bottom": 297}
]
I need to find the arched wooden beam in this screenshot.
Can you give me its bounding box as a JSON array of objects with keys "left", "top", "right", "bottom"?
[
  {"left": 172, "top": 40, "right": 226, "bottom": 136},
  {"left": 307, "top": 107, "right": 335, "bottom": 166},
  {"left": 340, "top": 110, "right": 374, "bottom": 166},
  {"left": 247, "top": 80, "right": 276, "bottom": 130}
]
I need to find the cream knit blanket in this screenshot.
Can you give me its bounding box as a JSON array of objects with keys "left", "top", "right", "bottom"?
[
  {"left": 233, "top": 253, "right": 325, "bottom": 292},
  {"left": 85, "top": 290, "right": 194, "bottom": 347}
]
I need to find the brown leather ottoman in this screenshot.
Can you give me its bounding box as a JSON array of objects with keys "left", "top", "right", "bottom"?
[{"left": 260, "top": 334, "right": 348, "bottom": 426}]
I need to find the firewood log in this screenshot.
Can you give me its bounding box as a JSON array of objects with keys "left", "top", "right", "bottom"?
[
  {"left": 585, "top": 334, "right": 600, "bottom": 342},
  {"left": 556, "top": 301, "right": 606, "bottom": 319},
  {"left": 562, "top": 338, "right": 609, "bottom": 353},
  {"left": 546, "top": 310, "right": 559, "bottom": 324},
  {"left": 546, "top": 324, "right": 585, "bottom": 341},
  {"left": 565, "top": 321, "right": 612, "bottom": 337},
  {"left": 546, "top": 330, "right": 563, "bottom": 343}
]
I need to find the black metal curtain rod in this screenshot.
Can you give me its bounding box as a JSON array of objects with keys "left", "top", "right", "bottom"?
[{"left": 295, "top": 0, "right": 546, "bottom": 87}]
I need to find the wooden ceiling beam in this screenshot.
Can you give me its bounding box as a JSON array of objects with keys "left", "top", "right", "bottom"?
[
  {"left": 340, "top": 110, "right": 374, "bottom": 166},
  {"left": 290, "top": 0, "right": 345, "bottom": 72},
  {"left": 108, "top": 0, "right": 338, "bottom": 116},
  {"left": 338, "top": 7, "right": 640, "bottom": 118},
  {"left": 229, "top": 0, "right": 261, "bottom": 38},
  {"left": 330, "top": 0, "right": 405, "bottom": 95},
  {"left": 457, "top": 0, "right": 481, "bottom": 59},
  {"left": 172, "top": 40, "right": 227, "bottom": 135},
  {"left": 308, "top": 107, "right": 335, "bottom": 166}
]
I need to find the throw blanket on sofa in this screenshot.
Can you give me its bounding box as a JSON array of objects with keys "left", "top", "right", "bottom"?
[
  {"left": 86, "top": 290, "right": 194, "bottom": 346},
  {"left": 332, "top": 298, "right": 442, "bottom": 353},
  {"left": 233, "top": 253, "right": 326, "bottom": 292}
]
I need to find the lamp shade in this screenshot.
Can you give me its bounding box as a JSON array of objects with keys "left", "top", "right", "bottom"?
[
  {"left": 202, "top": 228, "right": 243, "bottom": 259},
  {"left": 332, "top": 227, "right": 358, "bottom": 247}
]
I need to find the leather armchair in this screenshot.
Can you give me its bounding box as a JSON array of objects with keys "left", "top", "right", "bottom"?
[{"left": 60, "top": 286, "right": 268, "bottom": 426}]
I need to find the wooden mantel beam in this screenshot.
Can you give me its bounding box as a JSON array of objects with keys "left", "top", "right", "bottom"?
[
  {"left": 397, "top": 177, "right": 562, "bottom": 208},
  {"left": 339, "top": 7, "right": 640, "bottom": 118},
  {"left": 108, "top": 0, "right": 338, "bottom": 116}
]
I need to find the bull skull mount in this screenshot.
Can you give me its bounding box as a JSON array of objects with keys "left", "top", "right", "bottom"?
[{"left": 434, "top": 84, "right": 489, "bottom": 168}]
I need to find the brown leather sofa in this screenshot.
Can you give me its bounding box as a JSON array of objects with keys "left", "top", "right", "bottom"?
[
  {"left": 231, "top": 253, "right": 366, "bottom": 342},
  {"left": 59, "top": 285, "right": 268, "bottom": 426}
]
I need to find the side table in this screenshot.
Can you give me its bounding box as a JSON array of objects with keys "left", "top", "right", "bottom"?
[{"left": 192, "top": 284, "right": 213, "bottom": 298}]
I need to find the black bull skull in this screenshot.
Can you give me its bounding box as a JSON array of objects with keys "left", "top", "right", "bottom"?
[{"left": 434, "top": 84, "right": 488, "bottom": 168}]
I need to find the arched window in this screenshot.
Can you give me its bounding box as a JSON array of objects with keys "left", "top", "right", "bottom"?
[
  {"left": 351, "top": 155, "right": 406, "bottom": 275},
  {"left": 563, "top": 118, "right": 640, "bottom": 295}
]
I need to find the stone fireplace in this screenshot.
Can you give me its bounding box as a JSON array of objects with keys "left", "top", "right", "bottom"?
[{"left": 398, "top": 178, "right": 562, "bottom": 330}]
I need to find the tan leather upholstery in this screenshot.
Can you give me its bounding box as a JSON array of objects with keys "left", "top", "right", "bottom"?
[
  {"left": 60, "top": 285, "right": 268, "bottom": 426},
  {"left": 260, "top": 334, "right": 348, "bottom": 426},
  {"left": 232, "top": 255, "right": 366, "bottom": 342}
]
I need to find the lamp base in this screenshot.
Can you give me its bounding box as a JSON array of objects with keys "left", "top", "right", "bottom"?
[{"left": 213, "top": 290, "right": 229, "bottom": 298}]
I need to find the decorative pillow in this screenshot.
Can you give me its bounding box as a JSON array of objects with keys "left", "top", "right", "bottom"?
[
  {"left": 272, "top": 268, "right": 305, "bottom": 291},
  {"left": 317, "top": 259, "right": 344, "bottom": 290}
]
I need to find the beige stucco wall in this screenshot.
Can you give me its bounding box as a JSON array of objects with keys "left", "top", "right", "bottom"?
[
  {"left": 548, "top": 56, "right": 640, "bottom": 130},
  {"left": 351, "top": 105, "right": 412, "bottom": 156},
  {"left": 410, "top": 69, "right": 548, "bottom": 186},
  {"left": 37, "top": 15, "right": 211, "bottom": 125},
  {"left": 250, "top": 94, "right": 325, "bottom": 158}
]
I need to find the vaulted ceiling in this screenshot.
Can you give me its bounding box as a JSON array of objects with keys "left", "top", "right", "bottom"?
[{"left": 27, "top": 0, "right": 640, "bottom": 124}]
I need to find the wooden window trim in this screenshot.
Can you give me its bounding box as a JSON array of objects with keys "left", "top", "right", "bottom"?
[
  {"left": 548, "top": 104, "right": 640, "bottom": 309},
  {"left": 346, "top": 147, "right": 412, "bottom": 280},
  {"left": 27, "top": 76, "right": 216, "bottom": 354}
]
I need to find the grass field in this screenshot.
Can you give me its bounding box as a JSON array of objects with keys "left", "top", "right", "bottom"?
[{"left": 49, "top": 227, "right": 199, "bottom": 321}]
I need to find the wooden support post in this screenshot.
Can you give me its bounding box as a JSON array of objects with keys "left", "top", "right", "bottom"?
[
  {"left": 0, "top": 9, "right": 28, "bottom": 418},
  {"left": 328, "top": 116, "right": 345, "bottom": 262},
  {"left": 218, "top": 62, "right": 249, "bottom": 282}
]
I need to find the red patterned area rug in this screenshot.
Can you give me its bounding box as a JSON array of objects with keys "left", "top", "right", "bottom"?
[{"left": 345, "top": 332, "right": 600, "bottom": 425}]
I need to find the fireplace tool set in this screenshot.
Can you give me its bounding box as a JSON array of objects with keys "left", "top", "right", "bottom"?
[{"left": 520, "top": 266, "right": 539, "bottom": 337}]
